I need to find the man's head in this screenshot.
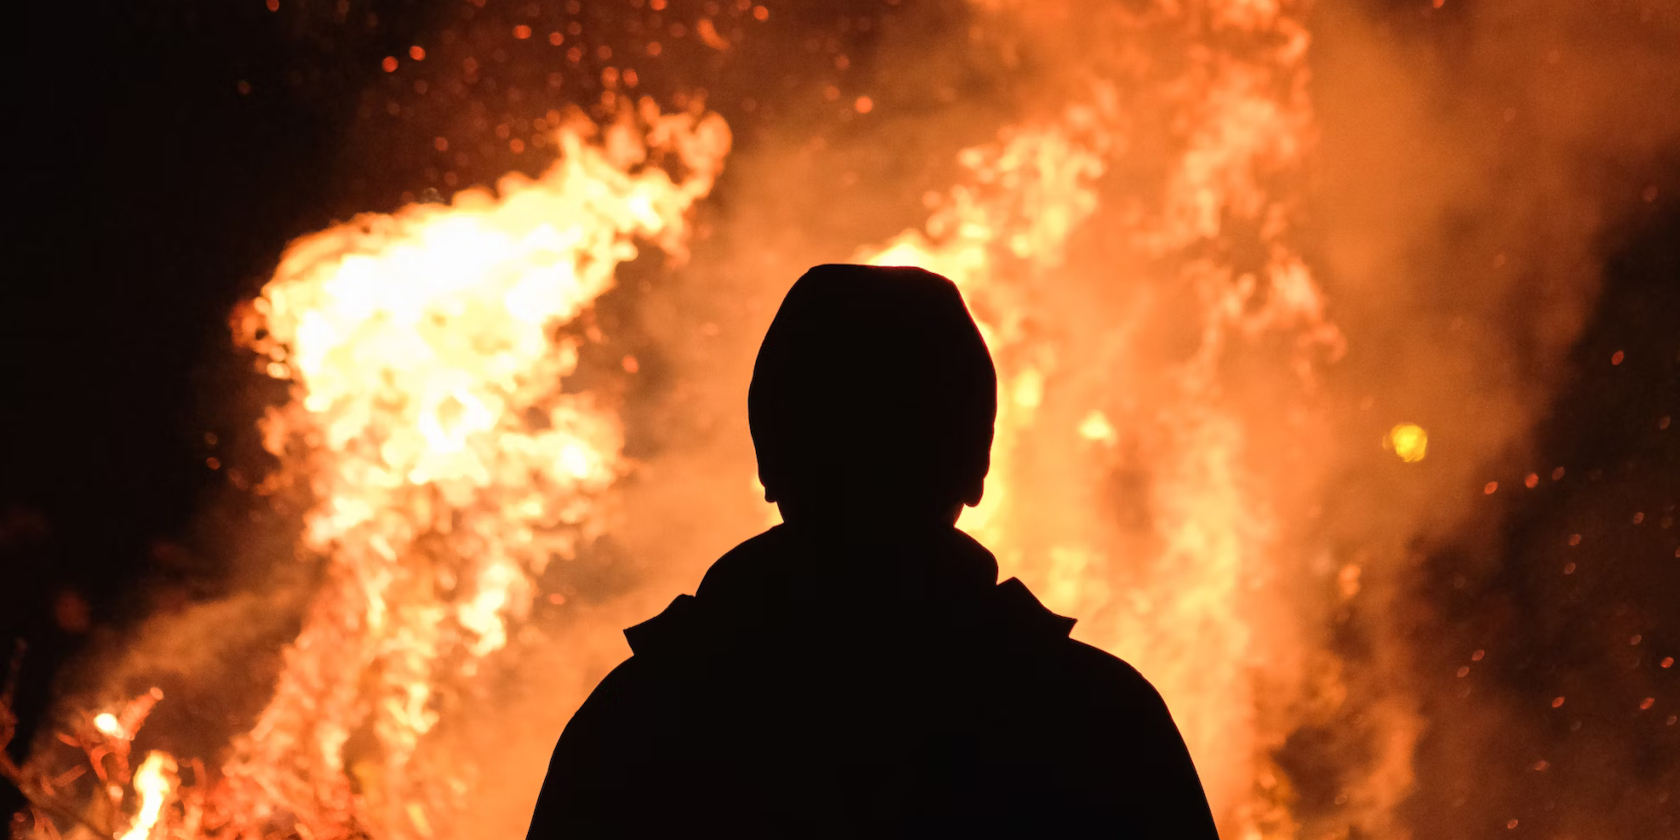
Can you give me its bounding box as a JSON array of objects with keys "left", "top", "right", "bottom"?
[{"left": 749, "top": 264, "right": 997, "bottom": 529}]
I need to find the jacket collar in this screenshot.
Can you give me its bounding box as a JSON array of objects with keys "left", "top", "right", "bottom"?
[{"left": 626, "top": 525, "right": 1074, "bottom": 656}]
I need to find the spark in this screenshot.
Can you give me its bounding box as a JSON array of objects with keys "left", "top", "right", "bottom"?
[{"left": 1389, "top": 423, "right": 1429, "bottom": 463}]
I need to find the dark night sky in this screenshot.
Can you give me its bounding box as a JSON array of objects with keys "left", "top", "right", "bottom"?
[
  {"left": 2, "top": 0, "right": 1676, "bottom": 834},
  {"left": 5, "top": 1, "right": 425, "bottom": 566}
]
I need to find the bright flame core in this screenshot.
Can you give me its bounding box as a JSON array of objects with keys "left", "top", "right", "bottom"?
[
  {"left": 118, "top": 751, "right": 178, "bottom": 840},
  {"left": 215, "top": 102, "right": 729, "bottom": 838},
  {"left": 93, "top": 712, "right": 123, "bottom": 738}
]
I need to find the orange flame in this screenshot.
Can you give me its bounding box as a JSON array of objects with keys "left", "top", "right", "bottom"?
[
  {"left": 119, "top": 751, "right": 179, "bottom": 840},
  {"left": 854, "top": 1, "right": 1377, "bottom": 835},
  {"left": 212, "top": 101, "right": 729, "bottom": 839}
]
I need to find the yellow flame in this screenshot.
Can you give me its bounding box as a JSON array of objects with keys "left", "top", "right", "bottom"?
[
  {"left": 856, "top": 1, "right": 1367, "bottom": 834},
  {"left": 93, "top": 712, "right": 124, "bottom": 738},
  {"left": 1389, "top": 423, "right": 1428, "bottom": 463},
  {"left": 862, "top": 105, "right": 1112, "bottom": 547},
  {"left": 221, "top": 101, "right": 731, "bottom": 837},
  {"left": 119, "top": 751, "right": 178, "bottom": 840}
]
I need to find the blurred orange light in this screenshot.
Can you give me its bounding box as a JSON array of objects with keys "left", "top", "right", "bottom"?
[{"left": 1388, "top": 423, "right": 1428, "bottom": 463}]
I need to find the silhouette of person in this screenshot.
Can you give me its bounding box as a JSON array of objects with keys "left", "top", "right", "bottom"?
[{"left": 526, "top": 264, "right": 1219, "bottom": 837}]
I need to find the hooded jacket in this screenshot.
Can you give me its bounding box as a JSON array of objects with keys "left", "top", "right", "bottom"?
[{"left": 525, "top": 525, "right": 1219, "bottom": 838}]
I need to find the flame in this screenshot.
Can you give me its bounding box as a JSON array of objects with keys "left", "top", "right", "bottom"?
[
  {"left": 119, "top": 751, "right": 178, "bottom": 840},
  {"left": 860, "top": 99, "right": 1284, "bottom": 829},
  {"left": 93, "top": 712, "right": 124, "bottom": 738},
  {"left": 862, "top": 104, "right": 1113, "bottom": 546},
  {"left": 855, "top": 1, "right": 1372, "bottom": 835},
  {"left": 210, "top": 102, "right": 728, "bottom": 838}
]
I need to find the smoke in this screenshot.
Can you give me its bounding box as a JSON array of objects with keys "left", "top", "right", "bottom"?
[
  {"left": 1307, "top": 1, "right": 1680, "bottom": 837},
  {"left": 1312, "top": 0, "right": 1680, "bottom": 524}
]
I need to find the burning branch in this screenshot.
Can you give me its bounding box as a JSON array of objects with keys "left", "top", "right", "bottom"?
[{"left": 1, "top": 641, "right": 118, "bottom": 839}]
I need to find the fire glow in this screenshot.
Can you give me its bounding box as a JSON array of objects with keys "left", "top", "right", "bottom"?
[
  {"left": 9, "top": 0, "right": 1666, "bottom": 838},
  {"left": 12, "top": 5, "right": 1348, "bottom": 838},
  {"left": 217, "top": 103, "right": 729, "bottom": 838}
]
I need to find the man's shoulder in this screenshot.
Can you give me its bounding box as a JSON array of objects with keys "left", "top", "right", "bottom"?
[
  {"left": 1049, "top": 638, "right": 1171, "bottom": 715},
  {"left": 979, "top": 579, "right": 1170, "bottom": 718},
  {"left": 694, "top": 526, "right": 787, "bottom": 599},
  {"left": 989, "top": 579, "right": 1148, "bottom": 682},
  {"left": 620, "top": 528, "right": 789, "bottom": 659}
]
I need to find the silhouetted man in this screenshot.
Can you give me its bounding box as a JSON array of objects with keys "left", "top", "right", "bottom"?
[{"left": 526, "top": 265, "right": 1219, "bottom": 837}]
